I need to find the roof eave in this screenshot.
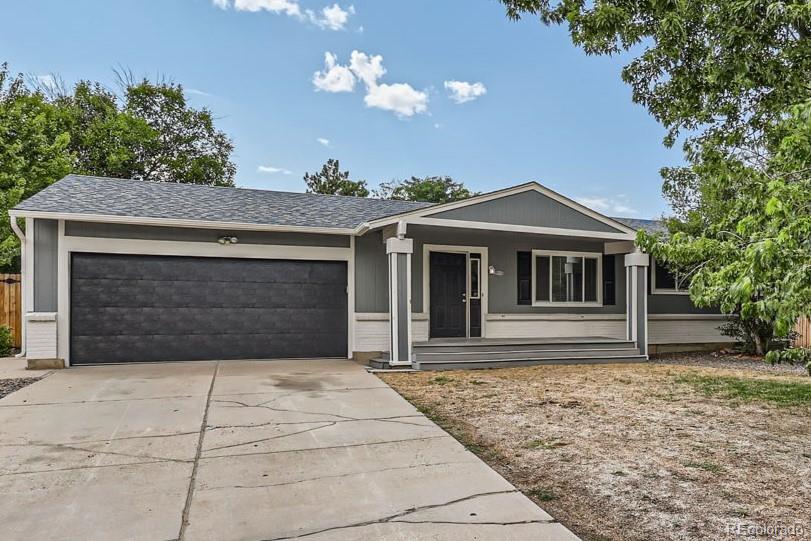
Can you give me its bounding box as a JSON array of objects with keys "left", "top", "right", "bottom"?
[{"left": 8, "top": 209, "right": 358, "bottom": 236}]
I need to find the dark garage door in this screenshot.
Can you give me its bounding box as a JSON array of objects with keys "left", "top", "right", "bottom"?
[{"left": 70, "top": 253, "right": 348, "bottom": 364}]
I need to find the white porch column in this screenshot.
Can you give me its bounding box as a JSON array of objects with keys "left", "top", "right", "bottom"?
[
  {"left": 386, "top": 236, "right": 413, "bottom": 366},
  {"left": 624, "top": 249, "right": 650, "bottom": 357}
]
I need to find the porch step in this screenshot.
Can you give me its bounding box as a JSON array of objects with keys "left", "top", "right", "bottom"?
[
  {"left": 413, "top": 339, "right": 635, "bottom": 353},
  {"left": 416, "top": 347, "right": 641, "bottom": 362},
  {"left": 413, "top": 354, "right": 649, "bottom": 371}
]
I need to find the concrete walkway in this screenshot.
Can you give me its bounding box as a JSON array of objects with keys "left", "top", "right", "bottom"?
[{"left": 0, "top": 359, "right": 577, "bottom": 540}]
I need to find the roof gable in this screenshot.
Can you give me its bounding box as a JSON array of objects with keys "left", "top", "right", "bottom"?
[{"left": 428, "top": 189, "right": 626, "bottom": 234}]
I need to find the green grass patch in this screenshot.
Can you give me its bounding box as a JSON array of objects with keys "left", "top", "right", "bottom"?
[
  {"left": 528, "top": 487, "right": 556, "bottom": 502},
  {"left": 525, "top": 438, "right": 570, "bottom": 450},
  {"left": 674, "top": 372, "right": 811, "bottom": 406},
  {"left": 429, "top": 375, "right": 454, "bottom": 386}
]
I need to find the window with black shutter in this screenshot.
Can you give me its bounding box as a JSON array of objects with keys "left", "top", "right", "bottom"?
[
  {"left": 517, "top": 251, "right": 531, "bottom": 305},
  {"left": 603, "top": 254, "right": 616, "bottom": 305}
]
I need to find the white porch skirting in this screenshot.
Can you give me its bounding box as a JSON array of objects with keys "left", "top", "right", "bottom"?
[
  {"left": 354, "top": 312, "right": 733, "bottom": 352},
  {"left": 354, "top": 313, "right": 429, "bottom": 352}
]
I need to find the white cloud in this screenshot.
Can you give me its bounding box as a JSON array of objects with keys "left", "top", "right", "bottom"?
[
  {"left": 258, "top": 165, "right": 292, "bottom": 175},
  {"left": 313, "top": 52, "right": 356, "bottom": 92},
  {"left": 307, "top": 3, "right": 353, "bottom": 30},
  {"left": 312, "top": 50, "right": 428, "bottom": 118},
  {"left": 364, "top": 83, "right": 428, "bottom": 118},
  {"left": 232, "top": 0, "right": 301, "bottom": 16},
  {"left": 214, "top": 0, "right": 354, "bottom": 30},
  {"left": 444, "top": 80, "right": 487, "bottom": 104},
  {"left": 317, "top": 137, "right": 331, "bottom": 147},
  {"left": 186, "top": 88, "right": 213, "bottom": 97},
  {"left": 576, "top": 195, "right": 637, "bottom": 217}
]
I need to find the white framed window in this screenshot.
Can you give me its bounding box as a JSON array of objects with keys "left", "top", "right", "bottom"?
[
  {"left": 651, "top": 258, "right": 689, "bottom": 295},
  {"left": 531, "top": 250, "right": 602, "bottom": 306},
  {"left": 470, "top": 257, "right": 481, "bottom": 299}
]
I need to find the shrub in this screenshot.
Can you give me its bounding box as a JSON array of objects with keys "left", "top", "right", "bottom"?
[
  {"left": 0, "top": 325, "right": 12, "bottom": 357},
  {"left": 766, "top": 348, "right": 811, "bottom": 376}
]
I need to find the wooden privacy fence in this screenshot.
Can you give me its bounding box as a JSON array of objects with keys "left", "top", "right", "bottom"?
[
  {"left": 0, "top": 274, "right": 21, "bottom": 348},
  {"left": 795, "top": 317, "right": 811, "bottom": 348}
]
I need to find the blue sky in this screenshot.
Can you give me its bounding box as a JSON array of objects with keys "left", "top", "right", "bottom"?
[{"left": 1, "top": 0, "right": 682, "bottom": 218}]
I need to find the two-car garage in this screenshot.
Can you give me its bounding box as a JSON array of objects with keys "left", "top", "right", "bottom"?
[{"left": 69, "top": 253, "right": 348, "bottom": 365}]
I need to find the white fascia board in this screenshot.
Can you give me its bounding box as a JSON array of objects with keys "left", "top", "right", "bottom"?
[
  {"left": 408, "top": 217, "right": 636, "bottom": 241},
  {"left": 8, "top": 210, "right": 356, "bottom": 236},
  {"left": 361, "top": 181, "right": 639, "bottom": 236}
]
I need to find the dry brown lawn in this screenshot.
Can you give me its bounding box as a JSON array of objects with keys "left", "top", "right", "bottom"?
[{"left": 380, "top": 357, "right": 811, "bottom": 541}]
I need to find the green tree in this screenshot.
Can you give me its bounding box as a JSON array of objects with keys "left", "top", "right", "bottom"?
[
  {"left": 0, "top": 64, "right": 72, "bottom": 270},
  {"left": 0, "top": 64, "right": 238, "bottom": 271},
  {"left": 55, "top": 78, "right": 235, "bottom": 186},
  {"left": 303, "top": 159, "right": 369, "bottom": 197},
  {"left": 639, "top": 102, "right": 811, "bottom": 357},
  {"left": 374, "top": 176, "right": 476, "bottom": 203},
  {"left": 500, "top": 0, "right": 811, "bottom": 358}
]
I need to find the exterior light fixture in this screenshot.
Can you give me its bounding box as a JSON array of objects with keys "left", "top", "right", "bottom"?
[
  {"left": 217, "top": 235, "right": 239, "bottom": 245},
  {"left": 488, "top": 265, "right": 504, "bottom": 276}
]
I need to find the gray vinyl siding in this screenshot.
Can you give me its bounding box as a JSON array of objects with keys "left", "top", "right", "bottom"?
[
  {"left": 429, "top": 191, "right": 625, "bottom": 234},
  {"left": 354, "top": 231, "right": 389, "bottom": 312},
  {"left": 64, "top": 221, "right": 351, "bottom": 247},
  {"left": 648, "top": 290, "right": 719, "bottom": 315},
  {"left": 33, "top": 219, "right": 58, "bottom": 312},
  {"left": 354, "top": 225, "right": 718, "bottom": 317},
  {"left": 409, "top": 225, "right": 625, "bottom": 315}
]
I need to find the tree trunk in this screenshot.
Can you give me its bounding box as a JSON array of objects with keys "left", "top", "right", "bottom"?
[{"left": 753, "top": 332, "right": 766, "bottom": 356}]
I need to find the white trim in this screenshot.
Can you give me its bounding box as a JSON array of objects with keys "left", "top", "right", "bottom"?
[
  {"left": 487, "top": 313, "right": 625, "bottom": 321},
  {"left": 649, "top": 313, "right": 728, "bottom": 320},
  {"left": 651, "top": 257, "right": 690, "bottom": 295},
  {"left": 422, "top": 244, "right": 489, "bottom": 339},
  {"left": 364, "top": 182, "right": 638, "bottom": 235},
  {"left": 9, "top": 210, "right": 355, "bottom": 236},
  {"left": 389, "top": 253, "right": 399, "bottom": 363},
  {"left": 530, "top": 250, "right": 603, "bottom": 307},
  {"left": 23, "top": 217, "right": 34, "bottom": 351},
  {"left": 406, "top": 217, "right": 635, "bottom": 241},
  {"left": 406, "top": 252, "right": 413, "bottom": 362},
  {"left": 57, "top": 235, "right": 353, "bottom": 366},
  {"left": 604, "top": 240, "right": 636, "bottom": 255}
]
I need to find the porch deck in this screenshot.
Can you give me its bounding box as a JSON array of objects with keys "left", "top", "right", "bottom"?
[{"left": 371, "top": 336, "right": 648, "bottom": 371}]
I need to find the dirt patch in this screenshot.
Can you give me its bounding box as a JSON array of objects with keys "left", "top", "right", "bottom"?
[
  {"left": 380, "top": 360, "right": 811, "bottom": 541},
  {"left": 654, "top": 351, "right": 809, "bottom": 376},
  {"left": 0, "top": 378, "right": 39, "bottom": 400}
]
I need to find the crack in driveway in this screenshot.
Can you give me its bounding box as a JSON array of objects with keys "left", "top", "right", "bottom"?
[{"left": 262, "top": 490, "right": 544, "bottom": 540}]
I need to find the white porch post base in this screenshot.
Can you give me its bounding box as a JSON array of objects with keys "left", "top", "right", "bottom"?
[
  {"left": 386, "top": 237, "right": 414, "bottom": 366},
  {"left": 624, "top": 249, "right": 650, "bottom": 357}
]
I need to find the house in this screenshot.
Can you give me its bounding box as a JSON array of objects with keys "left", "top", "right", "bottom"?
[{"left": 9, "top": 174, "right": 731, "bottom": 369}]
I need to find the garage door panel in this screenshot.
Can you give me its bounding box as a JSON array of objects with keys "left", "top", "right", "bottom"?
[
  {"left": 71, "top": 306, "right": 348, "bottom": 336},
  {"left": 70, "top": 253, "right": 348, "bottom": 364},
  {"left": 72, "top": 279, "right": 346, "bottom": 310}
]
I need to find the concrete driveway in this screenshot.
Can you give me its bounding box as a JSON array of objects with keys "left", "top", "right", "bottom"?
[{"left": 0, "top": 359, "right": 577, "bottom": 540}]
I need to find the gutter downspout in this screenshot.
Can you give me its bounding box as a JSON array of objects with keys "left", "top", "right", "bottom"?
[{"left": 9, "top": 214, "right": 25, "bottom": 358}]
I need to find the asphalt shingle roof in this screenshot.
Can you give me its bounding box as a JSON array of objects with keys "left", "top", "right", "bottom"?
[
  {"left": 611, "top": 217, "right": 667, "bottom": 234},
  {"left": 14, "top": 175, "right": 434, "bottom": 230}
]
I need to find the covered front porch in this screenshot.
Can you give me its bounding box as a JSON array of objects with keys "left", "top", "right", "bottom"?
[
  {"left": 372, "top": 335, "right": 646, "bottom": 370},
  {"left": 351, "top": 182, "right": 652, "bottom": 369},
  {"left": 372, "top": 229, "right": 649, "bottom": 369}
]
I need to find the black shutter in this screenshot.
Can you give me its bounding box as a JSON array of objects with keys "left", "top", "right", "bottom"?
[
  {"left": 603, "top": 255, "right": 616, "bottom": 305},
  {"left": 517, "top": 251, "right": 532, "bottom": 305}
]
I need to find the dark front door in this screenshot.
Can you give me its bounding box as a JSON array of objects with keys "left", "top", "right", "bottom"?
[
  {"left": 429, "top": 252, "right": 467, "bottom": 338},
  {"left": 70, "top": 253, "right": 348, "bottom": 364}
]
